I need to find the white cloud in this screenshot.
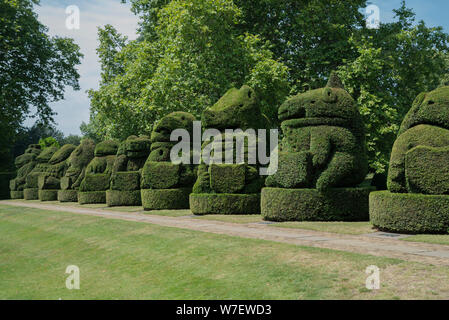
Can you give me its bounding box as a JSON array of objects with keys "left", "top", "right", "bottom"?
[{"left": 27, "top": 0, "right": 139, "bottom": 135}]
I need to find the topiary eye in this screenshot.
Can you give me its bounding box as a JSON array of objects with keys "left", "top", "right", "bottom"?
[{"left": 428, "top": 100, "right": 435, "bottom": 105}]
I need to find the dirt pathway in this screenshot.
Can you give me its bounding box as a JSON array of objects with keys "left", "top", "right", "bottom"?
[{"left": 2, "top": 200, "right": 449, "bottom": 266}]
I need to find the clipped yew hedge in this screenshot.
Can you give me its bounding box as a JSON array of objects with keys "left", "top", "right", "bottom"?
[
  {"left": 262, "top": 187, "right": 374, "bottom": 222},
  {"left": 370, "top": 191, "right": 449, "bottom": 234},
  {"left": 190, "top": 193, "right": 260, "bottom": 215}
]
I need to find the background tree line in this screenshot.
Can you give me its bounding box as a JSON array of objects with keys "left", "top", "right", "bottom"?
[
  {"left": 86, "top": 0, "right": 449, "bottom": 173},
  {"left": 2, "top": 0, "right": 448, "bottom": 175}
]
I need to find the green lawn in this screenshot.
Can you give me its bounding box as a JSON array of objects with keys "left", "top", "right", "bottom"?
[{"left": 0, "top": 204, "right": 448, "bottom": 299}]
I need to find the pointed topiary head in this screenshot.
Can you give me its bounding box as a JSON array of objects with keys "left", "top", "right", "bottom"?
[
  {"left": 278, "top": 72, "right": 358, "bottom": 124},
  {"left": 95, "top": 140, "right": 119, "bottom": 157},
  {"left": 68, "top": 139, "right": 96, "bottom": 169},
  {"left": 398, "top": 86, "right": 449, "bottom": 135},
  {"left": 151, "top": 112, "right": 196, "bottom": 143},
  {"left": 36, "top": 146, "right": 59, "bottom": 164},
  {"left": 202, "top": 85, "right": 265, "bottom": 130},
  {"left": 49, "top": 144, "right": 76, "bottom": 165},
  {"left": 125, "top": 135, "right": 151, "bottom": 158}
]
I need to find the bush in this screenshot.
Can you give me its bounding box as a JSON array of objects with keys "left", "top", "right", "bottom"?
[
  {"left": 10, "top": 191, "right": 23, "bottom": 199},
  {"left": 57, "top": 190, "right": 78, "bottom": 202},
  {"left": 110, "top": 172, "right": 140, "bottom": 191},
  {"left": 370, "top": 191, "right": 449, "bottom": 234},
  {"left": 190, "top": 193, "right": 260, "bottom": 215},
  {"left": 78, "top": 191, "right": 106, "bottom": 204},
  {"left": 141, "top": 188, "right": 192, "bottom": 210},
  {"left": 141, "top": 162, "right": 180, "bottom": 189},
  {"left": 262, "top": 187, "right": 374, "bottom": 222},
  {"left": 38, "top": 189, "right": 58, "bottom": 201},
  {"left": 79, "top": 173, "right": 110, "bottom": 191},
  {"left": 94, "top": 140, "right": 119, "bottom": 157},
  {"left": 266, "top": 73, "right": 368, "bottom": 191},
  {"left": 106, "top": 190, "right": 141, "bottom": 206},
  {"left": 24, "top": 188, "right": 39, "bottom": 200}
]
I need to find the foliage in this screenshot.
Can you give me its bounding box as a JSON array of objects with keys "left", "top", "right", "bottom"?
[
  {"left": 125, "top": 0, "right": 367, "bottom": 89},
  {"left": 387, "top": 86, "right": 449, "bottom": 194},
  {"left": 338, "top": 2, "right": 449, "bottom": 172},
  {"left": 262, "top": 187, "right": 374, "bottom": 222},
  {"left": 266, "top": 75, "right": 368, "bottom": 191},
  {"left": 0, "top": 0, "right": 82, "bottom": 168},
  {"left": 88, "top": 0, "right": 289, "bottom": 139},
  {"left": 38, "top": 137, "right": 60, "bottom": 150},
  {"left": 370, "top": 191, "right": 449, "bottom": 234}
]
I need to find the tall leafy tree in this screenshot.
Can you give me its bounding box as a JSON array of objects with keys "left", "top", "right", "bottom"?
[
  {"left": 89, "top": 0, "right": 289, "bottom": 140},
  {"left": 0, "top": 0, "right": 82, "bottom": 169},
  {"left": 338, "top": 2, "right": 449, "bottom": 172}
]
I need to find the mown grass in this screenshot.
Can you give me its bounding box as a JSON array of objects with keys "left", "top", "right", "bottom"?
[{"left": 0, "top": 204, "right": 448, "bottom": 300}]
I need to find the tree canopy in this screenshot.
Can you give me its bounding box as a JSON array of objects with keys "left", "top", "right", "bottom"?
[
  {"left": 88, "top": 0, "right": 449, "bottom": 173},
  {"left": 0, "top": 0, "right": 82, "bottom": 169}
]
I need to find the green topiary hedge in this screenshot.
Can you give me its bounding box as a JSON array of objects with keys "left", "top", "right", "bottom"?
[
  {"left": 59, "top": 139, "right": 95, "bottom": 200},
  {"left": 78, "top": 140, "right": 118, "bottom": 204},
  {"left": 10, "top": 191, "right": 23, "bottom": 199},
  {"left": 191, "top": 86, "right": 269, "bottom": 215},
  {"left": 57, "top": 190, "right": 78, "bottom": 202},
  {"left": 107, "top": 135, "right": 150, "bottom": 207},
  {"left": 141, "top": 112, "right": 197, "bottom": 210},
  {"left": 262, "top": 73, "right": 370, "bottom": 221},
  {"left": 78, "top": 191, "right": 106, "bottom": 205},
  {"left": 38, "top": 144, "right": 76, "bottom": 201},
  {"left": 370, "top": 191, "right": 449, "bottom": 234},
  {"left": 190, "top": 193, "right": 260, "bottom": 215},
  {"left": 141, "top": 188, "right": 191, "bottom": 210},
  {"left": 9, "top": 144, "right": 43, "bottom": 198},
  {"left": 106, "top": 190, "right": 141, "bottom": 206},
  {"left": 262, "top": 187, "right": 374, "bottom": 222},
  {"left": 24, "top": 188, "right": 39, "bottom": 200},
  {"left": 371, "top": 86, "right": 449, "bottom": 234},
  {"left": 38, "top": 189, "right": 58, "bottom": 201}
]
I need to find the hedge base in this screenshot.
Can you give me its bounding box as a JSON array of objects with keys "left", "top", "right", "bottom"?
[
  {"left": 10, "top": 191, "right": 24, "bottom": 199},
  {"left": 78, "top": 191, "right": 106, "bottom": 205},
  {"left": 58, "top": 190, "right": 78, "bottom": 202},
  {"left": 262, "top": 187, "right": 375, "bottom": 222},
  {"left": 24, "top": 188, "right": 39, "bottom": 200},
  {"left": 190, "top": 193, "right": 260, "bottom": 215},
  {"left": 38, "top": 189, "right": 58, "bottom": 201},
  {"left": 106, "top": 190, "right": 141, "bottom": 207},
  {"left": 370, "top": 191, "right": 449, "bottom": 234},
  {"left": 141, "top": 188, "right": 191, "bottom": 210}
]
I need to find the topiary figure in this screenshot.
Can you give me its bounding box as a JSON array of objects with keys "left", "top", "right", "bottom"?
[
  {"left": 9, "top": 144, "right": 42, "bottom": 199},
  {"left": 23, "top": 146, "right": 59, "bottom": 200},
  {"left": 190, "top": 85, "right": 270, "bottom": 215},
  {"left": 262, "top": 73, "right": 373, "bottom": 221},
  {"left": 141, "top": 112, "right": 197, "bottom": 210},
  {"left": 78, "top": 140, "right": 119, "bottom": 204},
  {"left": 38, "top": 144, "right": 77, "bottom": 201},
  {"left": 371, "top": 86, "right": 449, "bottom": 234},
  {"left": 106, "top": 135, "right": 151, "bottom": 206},
  {"left": 57, "top": 139, "right": 96, "bottom": 202}
]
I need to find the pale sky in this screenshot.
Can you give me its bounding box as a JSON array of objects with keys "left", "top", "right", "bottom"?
[
  {"left": 30, "top": 0, "right": 139, "bottom": 135},
  {"left": 31, "top": 0, "right": 449, "bottom": 136}
]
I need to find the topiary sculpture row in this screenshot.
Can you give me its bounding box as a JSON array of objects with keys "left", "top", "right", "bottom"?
[
  {"left": 8, "top": 77, "right": 449, "bottom": 234},
  {"left": 370, "top": 86, "right": 449, "bottom": 234}
]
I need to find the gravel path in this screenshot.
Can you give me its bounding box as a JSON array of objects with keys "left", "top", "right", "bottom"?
[{"left": 2, "top": 200, "right": 449, "bottom": 266}]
